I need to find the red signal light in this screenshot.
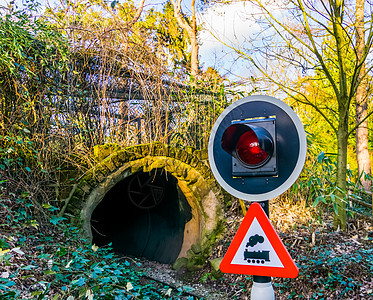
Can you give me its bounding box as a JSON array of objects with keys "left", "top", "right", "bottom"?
[
  {"left": 236, "top": 130, "right": 268, "bottom": 166},
  {"left": 220, "top": 118, "right": 276, "bottom": 176}
]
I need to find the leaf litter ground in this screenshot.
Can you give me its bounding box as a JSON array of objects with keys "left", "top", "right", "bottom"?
[
  {"left": 138, "top": 198, "right": 373, "bottom": 300},
  {"left": 0, "top": 192, "right": 372, "bottom": 299}
]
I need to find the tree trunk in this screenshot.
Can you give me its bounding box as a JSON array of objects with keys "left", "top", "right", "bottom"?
[
  {"left": 355, "top": 0, "right": 371, "bottom": 192},
  {"left": 119, "top": 100, "right": 128, "bottom": 133},
  {"left": 335, "top": 115, "right": 348, "bottom": 230},
  {"left": 356, "top": 99, "right": 371, "bottom": 190},
  {"left": 170, "top": 0, "right": 199, "bottom": 80},
  {"left": 190, "top": 36, "right": 199, "bottom": 78}
]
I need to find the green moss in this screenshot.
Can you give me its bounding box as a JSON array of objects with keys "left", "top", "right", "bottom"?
[
  {"left": 173, "top": 257, "right": 188, "bottom": 271},
  {"left": 195, "top": 149, "right": 208, "bottom": 161},
  {"left": 184, "top": 146, "right": 196, "bottom": 154},
  {"left": 101, "top": 157, "right": 117, "bottom": 172},
  {"left": 94, "top": 163, "right": 111, "bottom": 177},
  {"left": 205, "top": 220, "right": 226, "bottom": 247},
  {"left": 125, "top": 147, "right": 144, "bottom": 161},
  {"left": 111, "top": 150, "right": 129, "bottom": 168},
  {"left": 93, "top": 143, "right": 121, "bottom": 161},
  {"left": 186, "top": 255, "right": 205, "bottom": 271},
  {"left": 189, "top": 156, "right": 200, "bottom": 168},
  {"left": 199, "top": 165, "right": 211, "bottom": 178},
  {"left": 183, "top": 153, "right": 194, "bottom": 166},
  {"left": 209, "top": 257, "right": 224, "bottom": 279},
  {"left": 191, "top": 243, "right": 202, "bottom": 254},
  {"left": 92, "top": 171, "right": 105, "bottom": 182},
  {"left": 66, "top": 200, "right": 83, "bottom": 215},
  {"left": 152, "top": 144, "right": 166, "bottom": 156},
  {"left": 80, "top": 184, "right": 91, "bottom": 194},
  {"left": 67, "top": 195, "right": 83, "bottom": 213},
  {"left": 178, "top": 150, "right": 188, "bottom": 164},
  {"left": 72, "top": 187, "right": 85, "bottom": 199},
  {"left": 194, "top": 161, "right": 205, "bottom": 172},
  {"left": 173, "top": 147, "right": 182, "bottom": 160}
]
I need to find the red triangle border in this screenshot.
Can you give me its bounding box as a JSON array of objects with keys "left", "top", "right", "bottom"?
[{"left": 220, "top": 202, "right": 299, "bottom": 278}]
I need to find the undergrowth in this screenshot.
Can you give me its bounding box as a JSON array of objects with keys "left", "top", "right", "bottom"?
[
  {"left": 0, "top": 180, "right": 197, "bottom": 299},
  {"left": 274, "top": 222, "right": 373, "bottom": 299},
  {"left": 208, "top": 198, "right": 373, "bottom": 299}
]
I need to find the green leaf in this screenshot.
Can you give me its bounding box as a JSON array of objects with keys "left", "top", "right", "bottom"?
[
  {"left": 21, "top": 265, "right": 37, "bottom": 270},
  {"left": 49, "top": 216, "right": 66, "bottom": 225},
  {"left": 0, "top": 238, "right": 10, "bottom": 249},
  {"left": 71, "top": 277, "right": 86, "bottom": 287},
  {"left": 42, "top": 204, "right": 58, "bottom": 212},
  {"left": 44, "top": 270, "right": 56, "bottom": 275},
  {"left": 312, "top": 196, "right": 322, "bottom": 207},
  {"left": 99, "top": 277, "right": 111, "bottom": 284},
  {"left": 5, "top": 281, "right": 16, "bottom": 287},
  {"left": 317, "top": 151, "right": 325, "bottom": 163},
  {"left": 333, "top": 203, "right": 339, "bottom": 216}
]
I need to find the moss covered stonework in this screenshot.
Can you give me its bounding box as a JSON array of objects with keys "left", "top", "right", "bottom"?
[{"left": 65, "top": 142, "right": 226, "bottom": 270}]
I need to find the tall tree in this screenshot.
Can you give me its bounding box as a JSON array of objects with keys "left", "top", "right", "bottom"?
[
  {"left": 355, "top": 0, "right": 371, "bottom": 192},
  {"left": 169, "top": 0, "right": 199, "bottom": 79},
  {"left": 143, "top": 1, "right": 190, "bottom": 79},
  {"left": 217, "top": 0, "right": 373, "bottom": 229}
]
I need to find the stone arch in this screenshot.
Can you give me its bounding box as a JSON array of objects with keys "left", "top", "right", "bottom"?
[{"left": 66, "top": 143, "right": 225, "bottom": 268}]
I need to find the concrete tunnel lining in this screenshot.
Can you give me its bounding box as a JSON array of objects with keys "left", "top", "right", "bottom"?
[
  {"left": 90, "top": 169, "right": 193, "bottom": 264},
  {"left": 79, "top": 161, "right": 205, "bottom": 263},
  {"left": 74, "top": 146, "right": 224, "bottom": 266}
]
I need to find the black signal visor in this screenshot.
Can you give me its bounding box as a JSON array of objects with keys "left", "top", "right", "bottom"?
[{"left": 221, "top": 118, "right": 277, "bottom": 177}]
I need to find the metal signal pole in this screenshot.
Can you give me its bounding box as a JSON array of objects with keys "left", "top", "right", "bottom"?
[{"left": 251, "top": 200, "right": 275, "bottom": 300}]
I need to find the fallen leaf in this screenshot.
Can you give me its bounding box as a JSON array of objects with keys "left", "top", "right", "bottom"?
[
  {"left": 85, "top": 289, "right": 94, "bottom": 300},
  {"left": 11, "top": 247, "right": 24, "bottom": 256},
  {"left": 165, "top": 288, "right": 172, "bottom": 297},
  {"left": 311, "top": 231, "right": 316, "bottom": 246},
  {"left": 65, "top": 260, "right": 73, "bottom": 268},
  {"left": 48, "top": 259, "right": 53, "bottom": 269},
  {"left": 126, "top": 282, "right": 133, "bottom": 291}
]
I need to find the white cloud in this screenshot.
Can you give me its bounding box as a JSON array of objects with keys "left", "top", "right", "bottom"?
[
  {"left": 197, "top": 1, "right": 286, "bottom": 83},
  {"left": 199, "top": 2, "right": 260, "bottom": 52},
  {"left": 197, "top": 1, "right": 263, "bottom": 80}
]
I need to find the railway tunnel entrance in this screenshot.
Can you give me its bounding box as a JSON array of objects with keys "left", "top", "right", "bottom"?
[
  {"left": 67, "top": 143, "right": 225, "bottom": 268},
  {"left": 90, "top": 169, "right": 192, "bottom": 264}
]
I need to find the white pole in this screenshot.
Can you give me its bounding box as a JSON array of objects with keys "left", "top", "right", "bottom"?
[{"left": 250, "top": 281, "right": 275, "bottom": 300}]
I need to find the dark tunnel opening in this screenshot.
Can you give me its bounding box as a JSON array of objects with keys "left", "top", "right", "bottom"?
[{"left": 91, "top": 169, "right": 192, "bottom": 264}]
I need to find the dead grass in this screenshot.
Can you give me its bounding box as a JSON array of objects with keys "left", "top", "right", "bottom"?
[{"left": 270, "top": 196, "right": 317, "bottom": 233}]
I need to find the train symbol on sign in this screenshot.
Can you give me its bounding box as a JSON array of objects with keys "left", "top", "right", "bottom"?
[
  {"left": 244, "top": 250, "right": 270, "bottom": 264},
  {"left": 244, "top": 234, "right": 270, "bottom": 264}
]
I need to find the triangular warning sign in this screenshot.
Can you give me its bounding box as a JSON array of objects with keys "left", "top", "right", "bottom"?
[{"left": 220, "top": 202, "right": 299, "bottom": 278}]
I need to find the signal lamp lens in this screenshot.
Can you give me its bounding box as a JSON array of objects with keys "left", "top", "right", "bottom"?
[{"left": 236, "top": 130, "right": 268, "bottom": 166}]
